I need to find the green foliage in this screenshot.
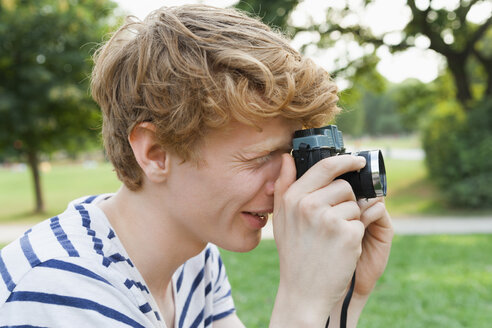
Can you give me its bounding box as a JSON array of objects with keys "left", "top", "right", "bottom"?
[
  {"left": 336, "top": 57, "right": 381, "bottom": 136},
  {"left": 0, "top": 0, "right": 119, "bottom": 211},
  {"left": 363, "top": 91, "right": 406, "bottom": 135},
  {"left": 392, "top": 79, "right": 439, "bottom": 130},
  {"left": 335, "top": 93, "right": 365, "bottom": 136},
  {"left": 390, "top": 73, "right": 456, "bottom": 132},
  {"left": 422, "top": 97, "right": 492, "bottom": 208},
  {"left": 337, "top": 89, "right": 409, "bottom": 137},
  {"left": 0, "top": 0, "right": 118, "bottom": 159},
  {"left": 337, "top": 64, "right": 410, "bottom": 136},
  {"left": 234, "top": 0, "right": 299, "bottom": 33}
]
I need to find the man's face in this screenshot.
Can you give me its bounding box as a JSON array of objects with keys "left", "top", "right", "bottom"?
[{"left": 165, "top": 117, "right": 300, "bottom": 252}]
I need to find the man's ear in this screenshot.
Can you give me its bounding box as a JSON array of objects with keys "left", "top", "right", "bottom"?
[{"left": 128, "top": 122, "right": 170, "bottom": 184}]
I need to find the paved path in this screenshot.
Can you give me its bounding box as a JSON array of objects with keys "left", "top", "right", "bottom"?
[
  {"left": 0, "top": 223, "right": 34, "bottom": 244},
  {"left": 261, "top": 216, "right": 492, "bottom": 239},
  {"left": 1, "top": 217, "right": 492, "bottom": 245}
]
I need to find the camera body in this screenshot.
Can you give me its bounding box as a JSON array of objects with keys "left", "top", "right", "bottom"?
[{"left": 292, "top": 125, "right": 387, "bottom": 199}]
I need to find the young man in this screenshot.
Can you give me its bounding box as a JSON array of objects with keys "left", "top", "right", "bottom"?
[{"left": 0, "top": 5, "right": 393, "bottom": 327}]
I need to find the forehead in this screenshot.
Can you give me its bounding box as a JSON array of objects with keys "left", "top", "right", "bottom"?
[{"left": 203, "top": 117, "right": 300, "bottom": 154}]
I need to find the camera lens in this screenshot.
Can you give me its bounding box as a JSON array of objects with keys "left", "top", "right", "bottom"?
[{"left": 339, "top": 150, "right": 387, "bottom": 199}]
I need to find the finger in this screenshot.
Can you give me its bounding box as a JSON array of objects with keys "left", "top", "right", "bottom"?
[
  {"left": 342, "top": 219, "right": 365, "bottom": 249},
  {"left": 292, "top": 154, "right": 366, "bottom": 196},
  {"left": 360, "top": 201, "right": 387, "bottom": 228},
  {"left": 298, "top": 183, "right": 357, "bottom": 223},
  {"left": 357, "top": 197, "right": 383, "bottom": 212},
  {"left": 327, "top": 201, "right": 361, "bottom": 222},
  {"left": 307, "top": 179, "right": 356, "bottom": 209}
]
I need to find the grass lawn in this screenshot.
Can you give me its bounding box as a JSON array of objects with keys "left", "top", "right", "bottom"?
[
  {"left": 384, "top": 159, "right": 446, "bottom": 216},
  {"left": 220, "top": 235, "right": 492, "bottom": 328},
  {"left": 0, "top": 162, "right": 120, "bottom": 224}
]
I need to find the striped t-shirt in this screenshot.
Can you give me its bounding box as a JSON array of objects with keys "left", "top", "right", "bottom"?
[{"left": 0, "top": 194, "right": 235, "bottom": 327}]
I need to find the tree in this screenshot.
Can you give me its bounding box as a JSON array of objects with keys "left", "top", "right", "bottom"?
[
  {"left": 315, "top": 0, "right": 491, "bottom": 108},
  {"left": 0, "top": 0, "right": 118, "bottom": 212},
  {"left": 392, "top": 74, "right": 455, "bottom": 130},
  {"left": 237, "top": 0, "right": 491, "bottom": 108},
  {"left": 335, "top": 56, "right": 387, "bottom": 136}
]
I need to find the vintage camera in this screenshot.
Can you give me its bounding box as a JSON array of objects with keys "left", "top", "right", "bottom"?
[{"left": 292, "top": 125, "right": 387, "bottom": 199}]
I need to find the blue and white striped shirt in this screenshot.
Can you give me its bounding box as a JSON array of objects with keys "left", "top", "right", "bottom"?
[{"left": 0, "top": 195, "right": 235, "bottom": 327}]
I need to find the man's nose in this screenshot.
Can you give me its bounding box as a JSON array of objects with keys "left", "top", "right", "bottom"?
[
  {"left": 265, "top": 154, "right": 283, "bottom": 196},
  {"left": 265, "top": 180, "right": 275, "bottom": 196}
]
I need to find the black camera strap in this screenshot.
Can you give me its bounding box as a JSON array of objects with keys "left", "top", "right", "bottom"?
[
  {"left": 325, "top": 271, "right": 356, "bottom": 328},
  {"left": 341, "top": 272, "right": 356, "bottom": 327}
]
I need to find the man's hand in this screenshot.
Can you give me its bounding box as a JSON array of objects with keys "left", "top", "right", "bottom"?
[
  {"left": 328, "top": 197, "right": 393, "bottom": 328},
  {"left": 270, "top": 154, "right": 367, "bottom": 327},
  {"left": 354, "top": 197, "right": 393, "bottom": 296}
]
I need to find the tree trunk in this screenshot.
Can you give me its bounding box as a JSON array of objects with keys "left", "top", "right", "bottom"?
[
  {"left": 485, "top": 69, "right": 492, "bottom": 98},
  {"left": 447, "top": 54, "right": 473, "bottom": 109},
  {"left": 26, "top": 150, "right": 44, "bottom": 213}
]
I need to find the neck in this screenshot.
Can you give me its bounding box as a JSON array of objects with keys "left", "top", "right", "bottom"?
[{"left": 98, "top": 185, "right": 206, "bottom": 300}]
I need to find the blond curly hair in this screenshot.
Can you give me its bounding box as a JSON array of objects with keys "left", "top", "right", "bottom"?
[{"left": 91, "top": 5, "right": 339, "bottom": 190}]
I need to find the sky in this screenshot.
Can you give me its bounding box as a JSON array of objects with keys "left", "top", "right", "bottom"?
[{"left": 112, "top": 0, "right": 491, "bottom": 84}]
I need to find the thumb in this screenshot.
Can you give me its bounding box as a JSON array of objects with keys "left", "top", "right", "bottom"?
[{"left": 274, "top": 153, "right": 297, "bottom": 203}]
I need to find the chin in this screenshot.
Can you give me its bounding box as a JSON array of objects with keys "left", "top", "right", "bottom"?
[{"left": 219, "top": 231, "right": 262, "bottom": 253}]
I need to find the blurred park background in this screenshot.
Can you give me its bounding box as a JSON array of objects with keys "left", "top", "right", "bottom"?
[{"left": 0, "top": 0, "right": 491, "bottom": 326}]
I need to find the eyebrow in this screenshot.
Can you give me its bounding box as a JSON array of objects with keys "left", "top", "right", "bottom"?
[{"left": 242, "top": 137, "right": 293, "bottom": 155}]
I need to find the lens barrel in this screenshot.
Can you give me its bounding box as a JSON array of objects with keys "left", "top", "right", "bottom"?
[{"left": 338, "top": 150, "right": 387, "bottom": 199}]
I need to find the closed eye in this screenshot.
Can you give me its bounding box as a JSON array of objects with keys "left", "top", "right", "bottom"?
[
  {"left": 251, "top": 153, "right": 273, "bottom": 165},
  {"left": 251, "top": 148, "right": 290, "bottom": 165},
  {"left": 233, "top": 148, "right": 291, "bottom": 171}
]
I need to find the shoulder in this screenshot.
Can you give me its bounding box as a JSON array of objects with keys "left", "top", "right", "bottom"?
[
  {"left": 0, "top": 256, "right": 152, "bottom": 327},
  {"left": 0, "top": 194, "right": 121, "bottom": 305},
  {"left": 0, "top": 195, "right": 157, "bottom": 326}
]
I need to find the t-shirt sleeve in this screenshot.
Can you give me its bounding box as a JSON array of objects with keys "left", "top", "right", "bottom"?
[
  {"left": 0, "top": 259, "right": 152, "bottom": 328},
  {"left": 210, "top": 245, "right": 236, "bottom": 322}
]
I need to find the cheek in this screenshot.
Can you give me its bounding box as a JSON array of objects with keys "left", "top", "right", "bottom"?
[
  {"left": 204, "top": 167, "right": 266, "bottom": 207},
  {"left": 170, "top": 164, "right": 241, "bottom": 209},
  {"left": 211, "top": 169, "right": 260, "bottom": 201},
  {"left": 235, "top": 169, "right": 273, "bottom": 199}
]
